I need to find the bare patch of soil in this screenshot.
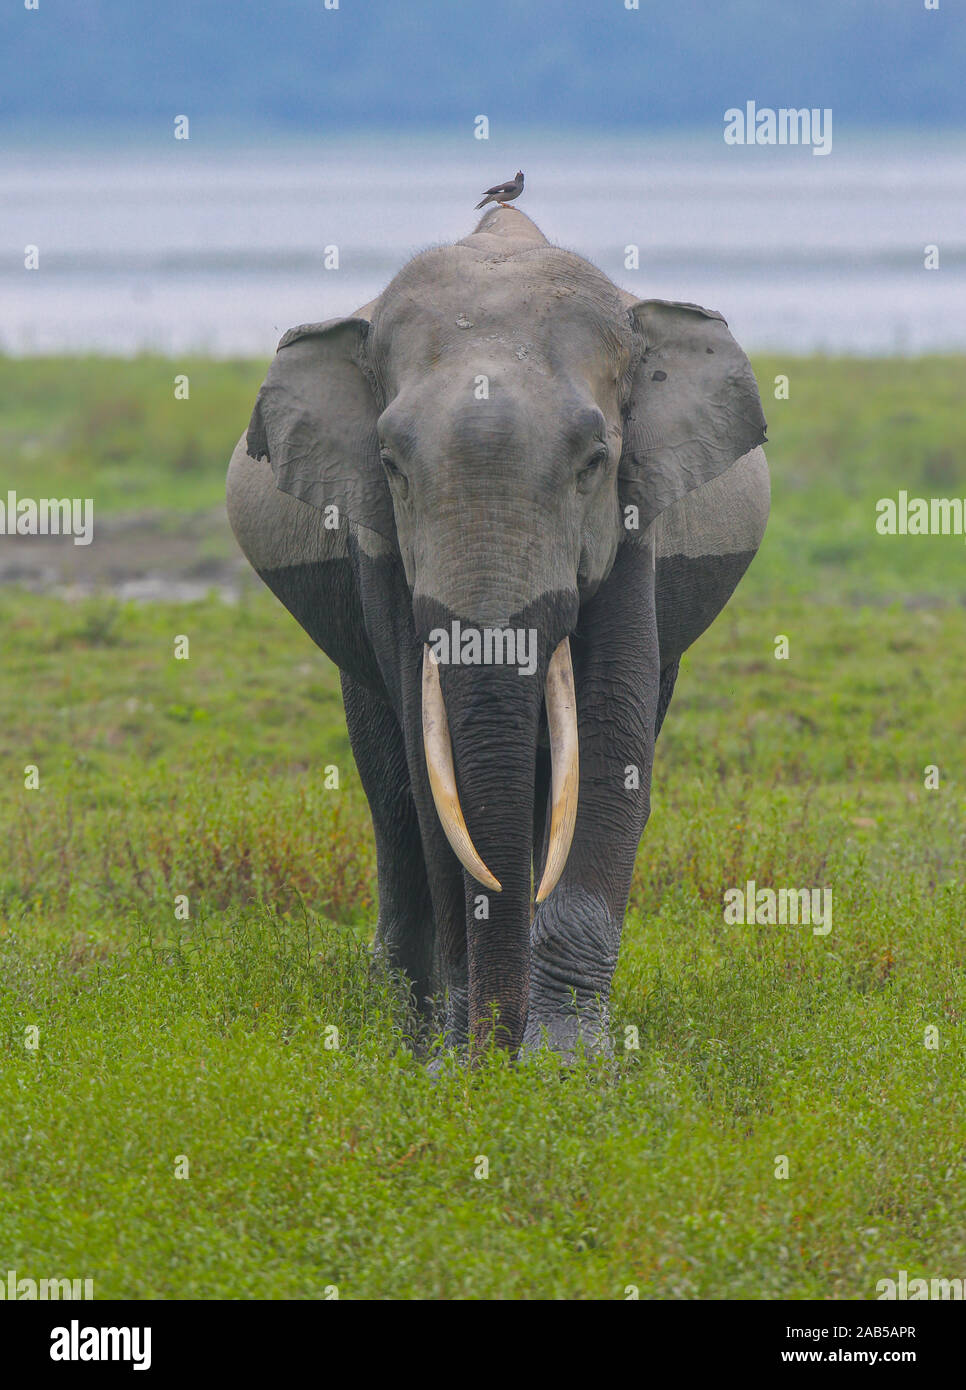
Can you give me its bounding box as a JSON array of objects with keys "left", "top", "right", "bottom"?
[{"left": 0, "top": 509, "right": 255, "bottom": 600}]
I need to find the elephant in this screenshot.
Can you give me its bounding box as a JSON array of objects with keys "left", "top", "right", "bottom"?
[{"left": 227, "top": 207, "right": 769, "bottom": 1060}]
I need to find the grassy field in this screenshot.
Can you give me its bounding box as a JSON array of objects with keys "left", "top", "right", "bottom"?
[{"left": 0, "top": 356, "right": 964, "bottom": 1299}]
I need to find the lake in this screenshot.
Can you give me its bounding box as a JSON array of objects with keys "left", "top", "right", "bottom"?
[{"left": 1, "top": 130, "right": 964, "bottom": 356}]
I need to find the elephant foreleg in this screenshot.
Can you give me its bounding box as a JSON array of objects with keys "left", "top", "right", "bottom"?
[
  {"left": 341, "top": 673, "right": 438, "bottom": 1015},
  {"left": 655, "top": 657, "right": 680, "bottom": 740},
  {"left": 524, "top": 542, "right": 660, "bottom": 1058}
]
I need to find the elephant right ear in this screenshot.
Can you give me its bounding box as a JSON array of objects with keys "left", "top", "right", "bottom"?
[
  {"left": 246, "top": 317, "right": 395, "bottom": 542},
  {"left": 619, "top": 299, "right": 767, "bottom": 533}
]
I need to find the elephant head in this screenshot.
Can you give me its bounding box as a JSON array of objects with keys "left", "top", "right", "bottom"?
[{"left": 245, "top": 209, "right": 766, "bottom": 1050}]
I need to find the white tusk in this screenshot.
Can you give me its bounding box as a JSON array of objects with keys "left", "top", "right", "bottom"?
[
  {"left": 535, "top": 637, "right": 579, "bottom": 903},
  {"left": 421, "top": 645, "right": 502, "bottom": 893}
]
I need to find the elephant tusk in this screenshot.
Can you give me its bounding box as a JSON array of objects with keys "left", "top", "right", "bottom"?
[
  {"left": 535, "top": 637, "right": 579, "bottom": 903},
  {"left": 421, "top": 645, "right": 502, "bottom": 893}
]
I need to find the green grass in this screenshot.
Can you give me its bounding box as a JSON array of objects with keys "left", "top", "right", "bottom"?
[
  {"left": 3, "top": 350, "right": 966, "bottom": 600},
  {"left": 0, "top": 355, "right": 264, "bottom": 513},
  {"left": 0, "top": 356, "right": 964, "bottom": 1298}
]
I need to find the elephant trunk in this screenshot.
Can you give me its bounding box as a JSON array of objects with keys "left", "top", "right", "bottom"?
[
  {"left": 430, "top": 657, "right": 538, "bottom": 1051},
  {"left": 418, "top": 631, "right": 575, "bottom": 1052}
]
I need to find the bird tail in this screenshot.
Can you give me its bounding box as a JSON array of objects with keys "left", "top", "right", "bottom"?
[{"left": 474, "top": 196, "right": 491, "bottom": 210}]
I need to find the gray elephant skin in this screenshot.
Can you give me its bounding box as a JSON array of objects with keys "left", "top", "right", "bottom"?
[{"left": 227, "top": 207, "right": 769, "bottom": 1059}]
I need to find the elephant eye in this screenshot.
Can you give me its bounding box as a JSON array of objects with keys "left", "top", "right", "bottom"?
[
  {"left": 576, "top": 445, "right": 609, "bottom": 492},
  {"left": 380, "top": 451, "right": 410, "bottom": 499}
]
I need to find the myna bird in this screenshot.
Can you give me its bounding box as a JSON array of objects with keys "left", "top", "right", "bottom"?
[{"left": 475, "top": 171, "right": 524, "bottom": 210}]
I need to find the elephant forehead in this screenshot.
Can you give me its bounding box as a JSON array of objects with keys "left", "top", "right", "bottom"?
[
  {"left": 380, "top": 371, "right": 604, "bottom": 460},
  {"left": 369, "top": 246, "right": 631, "bottom": 381}
]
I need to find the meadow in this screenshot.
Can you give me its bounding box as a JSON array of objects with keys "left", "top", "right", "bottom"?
[{"left": 0, "top": 355, "right": 963, "bottom": 1298}]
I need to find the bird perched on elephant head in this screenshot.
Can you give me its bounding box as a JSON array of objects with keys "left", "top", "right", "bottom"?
[{"left": 475, "top": 171, "right": 524, "bottom": 209}]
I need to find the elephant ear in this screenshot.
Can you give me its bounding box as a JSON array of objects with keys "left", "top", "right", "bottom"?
[
  {"left": 619, "top": 299, "right": 767, "bottom": 533},
  {"left": 246, "top": 317, "right": 395, "bottom": 541}
]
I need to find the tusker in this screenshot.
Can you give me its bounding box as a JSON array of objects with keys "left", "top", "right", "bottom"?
[{"left": 227, "top": 207, "right": 769, "bottom": 1058}]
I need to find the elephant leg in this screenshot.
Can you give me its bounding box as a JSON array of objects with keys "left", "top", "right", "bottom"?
[
  {"left": 524, "top": 542, "right": 660, "bottom": 1058},
  {"left": 655, "top": 657, "right": 680, "bottom": 740},
  {"left": 351, "top": 556, "right": 471, "bottom": 1050},
  {"left": 340, "top": 672, "right": 438, "bottom": 1016},
  {"left": 394, "top": 666, "right": 471, "bottom": 1053}
]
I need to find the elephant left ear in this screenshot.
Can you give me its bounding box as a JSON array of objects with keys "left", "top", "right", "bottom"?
[
  {"left": 246, "top": 317, "right": 395, "bottom": 542},
  {"left": 619, "top": 299, "right": 767, "bottom": 533}
]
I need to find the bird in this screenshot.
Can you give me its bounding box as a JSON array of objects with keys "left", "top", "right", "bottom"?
[{"left": 475, "top": 171, "right": 524, "bottom": 210}]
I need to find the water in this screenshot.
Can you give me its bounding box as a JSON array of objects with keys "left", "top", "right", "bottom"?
[{"left": 1, "top": 131, "right": 964, "bottom": 356}]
